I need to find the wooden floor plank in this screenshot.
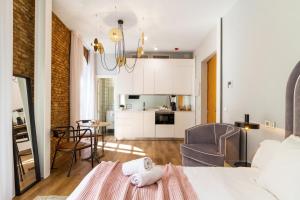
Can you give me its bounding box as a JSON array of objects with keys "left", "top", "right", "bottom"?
[{"left": 13, "top": 137, "right": 183, "bottom": 200}]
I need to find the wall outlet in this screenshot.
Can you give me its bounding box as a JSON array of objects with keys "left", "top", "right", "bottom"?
[{"left": 265, "top": 120, "right": 271, "bottom": 127}]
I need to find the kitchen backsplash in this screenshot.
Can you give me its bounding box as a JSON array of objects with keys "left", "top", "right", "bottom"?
[{"left": 119, "top": 95, "right": 192, "bottom": 111}]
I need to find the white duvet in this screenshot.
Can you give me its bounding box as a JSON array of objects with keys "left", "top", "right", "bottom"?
[{"left": 184, "top": 167, "right": 277, "bottom": 200}]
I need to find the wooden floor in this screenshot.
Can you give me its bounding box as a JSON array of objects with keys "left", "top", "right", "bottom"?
[{"left": 14, "top": 137, "right": 183, "bottom": 200}]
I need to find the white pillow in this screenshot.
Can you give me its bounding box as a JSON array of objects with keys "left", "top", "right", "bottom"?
[
  {"left": 282, "top": 135, "right": 300, "bottom": 148},
  {"left": 251, "top": 140, "right": 281, "bottom": 169},
  {"left": 256, "top": 147, "right": 300, "bottom": 200}
]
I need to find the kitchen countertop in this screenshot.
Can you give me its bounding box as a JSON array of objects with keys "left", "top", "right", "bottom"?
[{"left": 116, "top": 109, "right": 194, "bottom": 112}]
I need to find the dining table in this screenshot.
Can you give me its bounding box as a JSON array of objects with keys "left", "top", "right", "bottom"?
[{"left": 80, "top": 120, "right": 111, "bottom": 163}]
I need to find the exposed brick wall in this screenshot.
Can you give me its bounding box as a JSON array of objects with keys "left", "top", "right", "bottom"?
[
  {"left": 13, "top": 0, "right": 35, "bottom": 79},
  {"left": 51, "top": 14, "right": 71, "bottom": 128}
]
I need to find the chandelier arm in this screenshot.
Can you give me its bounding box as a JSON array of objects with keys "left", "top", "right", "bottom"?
[
  {"left": 124, "top": 38, "right": 141, "bottom": 70},
  {"left": 100, "top": 51, "right": 119, "bottom": 71}
]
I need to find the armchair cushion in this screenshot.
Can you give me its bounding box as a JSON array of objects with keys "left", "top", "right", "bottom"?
[
  {"left": 181, "top": 144, "right": 224, "bottom": 166},
  {"left": 185, "top": 124, "right": 216, "bottom": 144}
]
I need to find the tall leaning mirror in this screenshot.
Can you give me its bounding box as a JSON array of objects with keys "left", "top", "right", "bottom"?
[{"left": 12, "top": 76, "right": 41, "bottom": 195}]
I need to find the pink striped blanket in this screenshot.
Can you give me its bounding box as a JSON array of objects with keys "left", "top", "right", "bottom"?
[{"left": 69, "top": 161, "right": 198, "bottom": 200}]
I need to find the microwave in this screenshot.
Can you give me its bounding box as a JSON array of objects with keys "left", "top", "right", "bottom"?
[{"left": 155, "top": 111, "right": 174, "bottom": 124}]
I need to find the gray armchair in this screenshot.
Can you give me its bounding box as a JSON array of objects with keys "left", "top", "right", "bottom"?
[{"left": 180, "top": 123, "right": 240, "bottom": 167}]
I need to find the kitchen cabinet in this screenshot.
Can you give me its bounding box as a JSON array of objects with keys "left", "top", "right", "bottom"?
[
  {"left": 115, "top": 58, "right": 194, "bottom": 95},
  {"left": 143, "top": 111, "right": 155, "bottom": 137},
  {"left": 172, "top": 65, "right": 193, "bottom": 95},
  {"left": 115, "top": 111, "right": 143, "bottom": 139},
  {"left": 155, "top": 125, "right": 174, "bottom": 138},
  {"left": 174, "top": 112, "right": 195, "bottom": 138},
  {"left": 130, "top": 59, "right": 144, "bottom": 94},
  {"left": 115, "top": 67, "right": 133, "bottom": 94},
  {"left": 154, "top": 60, "right": 173, "bottom": 94},
  {"left": 143, "top": 59, "right": 156, "bottom": 94}
]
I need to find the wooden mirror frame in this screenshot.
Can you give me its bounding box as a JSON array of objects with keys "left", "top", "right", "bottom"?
[{"left": 12, "top": 75, "right": 41, "bottom": 195}]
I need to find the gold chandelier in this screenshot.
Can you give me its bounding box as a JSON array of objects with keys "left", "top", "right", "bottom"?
[{"left": 92, "top": 19, "right": 145, "bottom": 73}]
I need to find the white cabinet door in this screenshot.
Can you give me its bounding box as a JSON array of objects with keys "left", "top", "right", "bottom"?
[
  {"left": 115, "top": 112, "right": 132, "bottom": 139},
  {"left": 132, "top": 112, "right": 144, "bottom": 138},
  {"left": 143, "top": 111, "right": 155, "bottom": 137},
  {"left": 155, "top": 125, "right": 174, "bottom": 138},
  {"left": 172, "top": 59, "right": 194, "bottom": 95},
  {"left": 143, "top": 59, "right": 156, "bottom": 94},
  {"left": 129, "top": 59, "right": 144, "bottom": 94},
  {"left": 115, "top": 67, "right": 133, "bottom": 94},
  {"left": 115, "top": 111, "right": 143, "bottom": 139},
  {"left": 154, "top": 60, "right": 173, "bottom": 94},
  {"left": 173, "top": 66, "right": 193, "bottom": 95},
  {"left": 174, "top": 112, "right": 195, "bottom": 138}
]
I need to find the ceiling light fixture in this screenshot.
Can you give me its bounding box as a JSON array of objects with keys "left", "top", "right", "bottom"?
[{"left": 92, "top": 19, "right": 145, "bottom": 73}]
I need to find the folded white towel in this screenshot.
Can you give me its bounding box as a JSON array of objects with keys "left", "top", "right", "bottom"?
[
  {"left": 122, "top": 157, "right": 153, "bottom": 176},
  {"left": 130, "top": 166, "right": 164, "bottom": 187}
]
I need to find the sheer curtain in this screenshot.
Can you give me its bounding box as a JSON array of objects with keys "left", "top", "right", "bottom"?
[
  {"left": 70, "top": 32, "right": 84, "bottom": 126},
  {"left": 80, "top": 51, "right": 96, "bottom": 120},
  {"left": 70, "top": 32, "right": 96, "bottom": 124}
]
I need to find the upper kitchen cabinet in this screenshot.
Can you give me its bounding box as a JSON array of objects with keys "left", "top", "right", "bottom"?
[
  {"left": 130, "top": 59, "right": 144, "bottom": 94},
  {"left": 172, "top": 59, "right": 194, "bottom": 95},
  {"left": 154, "top": 59, "right": 173, "bottom": 94},
  {"left": 115, "top": 65, "right": 133, "bottom": 94},
  {"left": 143, "top": 59, "right": 156, "bottom": 94},
  {"left": 115, "top": 58, "right": 144, "bottom": 95},
  {"left": 116, "top": 58, "right": 194, "bottom": 95}
]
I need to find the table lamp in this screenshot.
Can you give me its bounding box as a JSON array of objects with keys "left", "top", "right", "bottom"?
[{"left": 234, "top": 114, "right": 260, "bottom": 167}]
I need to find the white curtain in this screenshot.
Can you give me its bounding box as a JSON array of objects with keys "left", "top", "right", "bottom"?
[
  {"left": 70, "top": 32, "right": 84, "bottom": 126},
  {"left": 80, "top": 51, "right": 96, "bottom": 120}
]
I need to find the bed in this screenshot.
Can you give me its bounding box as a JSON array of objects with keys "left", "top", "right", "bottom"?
[{"left": 67, "top": 61, "right": 300, "bottom": 200}]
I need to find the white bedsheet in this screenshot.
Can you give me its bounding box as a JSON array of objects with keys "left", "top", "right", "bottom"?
[{"left": 184, "top": 167, "right": 277, "bottom": 200}]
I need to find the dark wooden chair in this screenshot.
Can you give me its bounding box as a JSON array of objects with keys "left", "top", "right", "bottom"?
[
  {"left": 13, "top": 131, "right": 32, "bottom": 181},
  {"left": 51, "top": 126, "right": 94, "bottom": 177}
]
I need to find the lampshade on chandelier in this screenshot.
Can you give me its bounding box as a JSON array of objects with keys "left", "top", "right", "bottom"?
[{"left": 92, "top": 19, "right": 145, "bottom": 73}]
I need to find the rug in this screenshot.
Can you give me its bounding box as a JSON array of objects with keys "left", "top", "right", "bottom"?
[{"left": 33, "top": 196, "right": 67, "bottom": 200}]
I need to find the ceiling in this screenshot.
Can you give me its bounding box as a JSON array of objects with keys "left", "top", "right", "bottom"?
[{"left": 53, "top": 0, "right": 237, "bottom": 52}]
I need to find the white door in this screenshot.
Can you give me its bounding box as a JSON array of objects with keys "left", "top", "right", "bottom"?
[
  {"left": 154, "top": 59, "right": 173, "bottom": 94},
  {"left": 143, "top": 59, "right": 156, "bottom": 94},
  {"left": 174, "top": 112, "right": 195, "bottom": 138},
  {"left": 143, "top": 111, "right": 155, "bottom": 137}
]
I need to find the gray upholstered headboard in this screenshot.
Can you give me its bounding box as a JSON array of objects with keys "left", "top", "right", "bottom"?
[{"left": 285, "top": 61, "right": 300, "bottom": 138}]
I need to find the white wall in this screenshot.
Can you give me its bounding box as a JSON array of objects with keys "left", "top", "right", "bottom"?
[
  {"left": 194, "top": 24, "right": 221, "bottom": 124},
  {"left": 0, "top": 0, "right": 14, "bottom": 199},
  {"left": 222, "top": 0, "right": 300, "bottom": 160},
  {"left": 34, "top": 0, "right": 52, "bottom": 178}
]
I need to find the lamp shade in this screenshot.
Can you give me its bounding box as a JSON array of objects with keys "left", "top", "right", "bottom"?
[{"left": 235, "top": 121, "right": 260, "bottom": 129}]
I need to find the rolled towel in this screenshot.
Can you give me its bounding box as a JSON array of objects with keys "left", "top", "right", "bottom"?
[
  {"left": 122, "top": 157, "right": 153, "bottom": 176},
  {"left": 130, "top": 166, "right": 164, "bottom": 187}
]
